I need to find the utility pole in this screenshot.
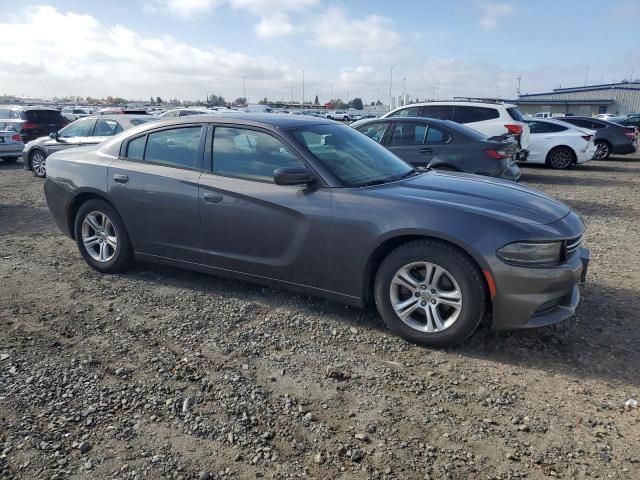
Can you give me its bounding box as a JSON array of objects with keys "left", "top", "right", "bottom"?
[
  {"left": 291, "top": 80, "right": 294, "bottom": 104},
  {"left": 347, "top": 88, "right": 349, "bottom": 105},
  {"left": 402, "top": 77, "right": 406, "bottom": 105},
  {"left": 243, "top": 75, "right": 246, "bottom": 101},
  {"left": 302, "top": 69, "right": 305, "bottom": 105},
  {"left": 516, "top": 75, "right": 521, "bottom": 97},
  {"left": 584, "top": 65, "right": 589, "bottom": 86},
  {"left": 389, "top": 66, "right": 394, "bottom": 110},
  {"left": 436, "top": 80, "right": 440, "bottom": 100}
]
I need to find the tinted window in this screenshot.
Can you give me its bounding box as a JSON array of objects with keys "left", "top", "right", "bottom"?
[
  {"left": 453, "top": 106, "right": 499, "bottom": 124},
  {"left": 130, "top": 118, "right": 154, "bottom": 126},
  {"left": 389, "top": 122, "right": 427, "bottom": 145},
  {"left": 291, "top": 124, "right": 413, "bottom": 187},
  {"left": 355, "top": 122, "right": 388, "bottom": 143},
  {"left": 179, "top": 110, "right": 202, "bottom": 116},
  {"left": 527, "top": 121, "right": 567, "bottom": 133},
  {"left": 93, "top": 119, "right": 122, "bottom": 136},
  {"left": 127, "top": 136, "right": 146, "bottom": 160},
  {"left": 562, "top": 118, "right": 592, "bottom": 129},
  {"left": 59, "top": 118, "right": 94, "bottom": 137},
  {"left": 0, "top": 109, "right": 10, "bottom": 119},
  {"left": 145, "top": 127, "right": 203, "bottom": 169},
  {"left": 25, "top": 110, "right": 66, "bottom": 123},
  {"left": 590, "top": 121, "right": 606, "bottom": 129},
  {"left": 506, "top": 107, "right": 525, "bottom": 122},
  {"left": 213, "top": 127, "right": 304, "bottom": 182},
  {"left": 389, "top": 106, "right": 419, "bottom": 118},
  {"left": 426, "top": 126, "right": 453, "bottom": 145},
  {"left": 420, "top": 105, "right": 454, "bottom": 120}
]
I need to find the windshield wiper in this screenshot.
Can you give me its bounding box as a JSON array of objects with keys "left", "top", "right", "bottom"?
[{"left": 357, "top": 169, "right": 420, "bottom": 187}]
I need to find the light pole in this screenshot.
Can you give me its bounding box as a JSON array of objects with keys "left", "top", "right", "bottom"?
[
  {"left": 302, "top": 69, "right": 305, "bottom": 105},
  {"left": 389, "top": 66, "right": 394, "bottom": 111},
  {"left": 243, "top": 75, "right": 246, "bottom": 102},
  {"left": 330, "top": 83, "right": 333, "bottom": 100},
  {"left": 402, "top": 77, "right": 406, "bottom": 106}
]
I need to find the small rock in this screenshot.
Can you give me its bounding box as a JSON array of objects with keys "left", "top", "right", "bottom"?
[
  {"left": 314, "top": 452, "right": 324, "bottom": 464},
  {"left": 624, "top": 398, "right": 638, "bottom": 409},
  {"left": 304, "top": 412, "right": 316, "bottom": 422},
  {"left": 78, "top": 441, "right": 91, "bottom": 454},
  {"left": 182, "top": 397, "right": 191, "bottom": 413},
  {"left": 0, "top": 353, "right": 9, "bottom": 361},
  {"left": 351, "top": 449, "right": 365, "bottom": 462},
  {"left": 354, "top": 433, "right": 370, "bottom": 442},
  {"left": 198, "top": 472, "right": 211, "bottom": 480}
]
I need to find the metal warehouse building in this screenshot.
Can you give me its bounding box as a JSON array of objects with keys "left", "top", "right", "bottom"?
[{"left": 514, "top": 81, "right": 640, "bottom": 117}]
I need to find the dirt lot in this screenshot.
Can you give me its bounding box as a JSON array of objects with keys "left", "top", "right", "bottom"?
[{"left": 1, "top": 154, "right": 639, "bottom": 480}]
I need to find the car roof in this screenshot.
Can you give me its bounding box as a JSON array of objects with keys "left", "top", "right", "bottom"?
[
  {"left": 390, "top": 101, "right": 517, "bottom": 110},
  {"left": 351, "top": 116, "right": 469, "bottom": 131},
  {"left": 3, "top": 105, "right": 60, "bottom": 112},
  {"left": 144, "top": 113, "right": 333, "bottom": 129}
]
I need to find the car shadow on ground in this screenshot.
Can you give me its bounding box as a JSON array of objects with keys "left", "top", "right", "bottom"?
[
  {"left": 561, "top": 199, "right": 636, "bottom": 219},
  {"left": 127, "top": 262, "right": 640, "bottom": 388},
  {"left": 0, "top": 203, "right": 55, "bottom": 235},
  {"left": 0, "top": 160, "right": 25, "bottom": 170},
  {"left": 519, "top": 171, "right": 637, "bottom": 188}
]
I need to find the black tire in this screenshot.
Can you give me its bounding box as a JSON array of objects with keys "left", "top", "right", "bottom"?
[
  {"left": 593, "top": 140, "right": 611, "bottom": 160},
  {"left": 546, "top": 146, "right": 575, "bottom": 169},
  {"left": 29, "top": 150, "right": 47, "bottom": 178},
  {"left": 374, "top": 240, "right": 486, "bottom": 347},
  {"left": 74, "top": 199, "right": 133, "bottom": 273}
]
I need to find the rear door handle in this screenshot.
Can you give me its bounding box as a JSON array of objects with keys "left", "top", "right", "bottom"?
[
  {"left": 113, "top": 174, "right": 129, "bottom": 183},
  {"left": 419, "top": 148, "right": 433, "bottom": 154},
  {"left": 203, "top": 192, "right": 223, "bottom": 204}
]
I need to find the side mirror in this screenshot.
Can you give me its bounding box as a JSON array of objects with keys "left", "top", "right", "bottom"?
[
  {"left": 274, "top": 167, "right": 315, "bottom": 186},
  {"left": 49, "top": 131, "right": 59, "bottom": 140}
]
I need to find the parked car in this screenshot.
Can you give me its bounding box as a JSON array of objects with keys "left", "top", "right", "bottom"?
[
  {"left": 531, "top": 112, "right": 565, "bottom": 119},
  {"left": 23, "top": 115, "right": 155, "bottom": 178},
  {"left": 0, "top": 129, "right": 25, "bottom": 163},
  {"left": 350, "top": 117, "right": 521, "bottom": 181},
  {"left": 94, "top": 108, "right": 150, "bottom": 116},
  {"left": 523, "top": 119, "right": 596, "bottom": 169},
  {"left": 327, "top": 110, "right": 350, "bottom": 121},
  {"left": 382, "top": 101, "right": 530, "bottom": 153},
  {"left": 244, "top": 104, "right": 274, "bottom": 113},
  {"left": 0, "top": 106, "right": 68, "bottom": 142},
  {"left": 44, "top": 114, "right": 588, "bottom": 347},
  {"left": 608, "top": 113, "right": 640, "bottom": 131},
  {"left": 559, "top": 116, "right": 638, "bottom": 159},
  {"left": 160, "top": 108, "right": 222, "bottom": 118},
  {"left": 61, "top": 107, "right": 91, "bottom": 122},
  {"left": 594, "top": 113, "right": 617, "bottom": 121}
]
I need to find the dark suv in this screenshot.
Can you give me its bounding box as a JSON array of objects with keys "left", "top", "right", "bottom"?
[
  {"left": 560, "top": 116, "right": 638, "bottom": 159},
  {"left": 0, "top": 107, "right": 69, "bottom": 142}
]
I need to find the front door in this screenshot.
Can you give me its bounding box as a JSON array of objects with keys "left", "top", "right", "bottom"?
[
  {"left": 198, "top": 125, "right": 333, "bottom": 290},
  {"left": 386, "top": 120, "right": 438, "bottom": 167},
  {"left": 49, "top": 118, "right": 97, "bottom": 154},
  {"left": 108, "top": 125, "right": 205, "bottom": 263}
]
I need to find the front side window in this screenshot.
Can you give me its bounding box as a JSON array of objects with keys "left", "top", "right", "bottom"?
[
  {"left": 389, "top": 122, "right": 427, "bottom": 146},
  {"left": 355, "top": 122, "right": 388, "bottom": 143},
  {"left": 93, "top": 119, "right": 123, "bottom": 136},
  {"left": 389, "top": 106, "right": 419, "bottom": 118},
  {"left": 59, "top": 118, "right": 94, "bottom": 137},
  {"left": 145, "top": 126, "right": 203, "bottom": 169},
  {"left": 212, "top": 127, "right": 304, "bottom": 183},
  {"left": 291, "top": 123, "right": 414, "bottom": 187}
]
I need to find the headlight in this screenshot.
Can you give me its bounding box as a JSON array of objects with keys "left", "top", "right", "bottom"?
[{"left": 497, "top": 241, "right": 562, "bottom": 266}]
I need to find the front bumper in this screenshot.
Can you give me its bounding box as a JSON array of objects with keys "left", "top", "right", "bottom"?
[{"left": 490, "top": 246, "right": 589, "bottom": 331}]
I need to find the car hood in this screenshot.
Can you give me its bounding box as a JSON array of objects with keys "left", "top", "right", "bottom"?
[
  {"left": 371, "top": 171, "right": 571, "bottom": 226},
  {"left": 25, "top": 136, "right": 51, "bottom": 148}
]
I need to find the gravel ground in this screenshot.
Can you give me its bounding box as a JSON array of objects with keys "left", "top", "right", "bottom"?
[{"left": 1, "top": 154, "right": 639, "bottom": 480}]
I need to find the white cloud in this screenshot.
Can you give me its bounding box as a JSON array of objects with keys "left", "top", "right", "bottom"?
[
  {"left": 0, "top": 6, "right": 294, "bottom": 100},
  {"left": 478, "top": 2, "right": 513, "bottom": 30},
  {"left": 311, "top": 7, "right": 402, "bottom": 52},
  {"left": 145, "top": 0, "right": 317, "bottom": 37}
]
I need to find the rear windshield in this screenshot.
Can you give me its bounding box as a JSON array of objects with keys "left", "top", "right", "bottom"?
[
  {"left": 124, "top": 110, "right": 149, "bottom": 115},
  {"left": 130, "top": 118, "right": 155, "bottom": 126},
  {"left": 25, "top": 110, "right": 66, "bottom": 123},
  {"left": 506, "top": 107, "right": 525, "bottom": 122}
]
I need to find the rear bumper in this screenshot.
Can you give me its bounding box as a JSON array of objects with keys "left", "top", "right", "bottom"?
[
  {"left": 576, "top": 145, "right": 596, "bottom": 164},
  {"left": 0, "top": 145, "right": 23, "bottom": 158},
  {"left": 611, "top": 142, "right": 638, "bottom": 155},
  {"left": 490, "top": 247, "right": 589, "bottom": 331},
  {"left": 498, "top": 163, "right": 521, "bottom": 182},
  {"left": 44, "top": 179, "right": 74, "bottom": 238}
]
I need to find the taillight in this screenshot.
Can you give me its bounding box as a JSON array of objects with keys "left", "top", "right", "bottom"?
[
  {"left": 11, "top": 134, "right": 22, "bottom": 142},
  {"left": 485, "top": 149, "right": 511, "bottom": 159},
  {"left": 624, "top": 129, "right": 636, "bottom": 139},
  {"left": 22, "top": 122, "right": 37, "bottom": 130},
  {"left": 581, "top": 135, "right": 592, "bottom": 142},
  {"left": 505, "top": 124, "right": 523, "bottom": 135}
]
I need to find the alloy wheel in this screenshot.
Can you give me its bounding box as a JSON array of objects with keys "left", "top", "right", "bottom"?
[
  {"left": 81, "top": 211, "right": 118, "bottom": 263},
  {"left": 549, "top": 149, "right": 573, "bottom": 169},
  {"left": 389, "top": 261, "right": 463, "bottom": 333},
  {"left": 594, "top": 142, "right": 610, "bottom": 160},
  {"left": 31, "top": 151, "right": 46, "bottom": 177}
]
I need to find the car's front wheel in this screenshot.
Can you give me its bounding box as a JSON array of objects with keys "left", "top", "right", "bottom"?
[
  {"left": 74, "top": 199, "right": 133, "bottom": 273},
  {"left": 29, "top": 150, "right": 47, "bottom": 178},
  {"left": 374, "top": 240, "right": 486, "bottom": 347}
]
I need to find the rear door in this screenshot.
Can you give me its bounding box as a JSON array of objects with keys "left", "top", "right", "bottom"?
[
  {"left": 526, "top": 121, "right": 568, "bottom": 163},
  {"left": 198, "top": 125, "right": 333, "bottom": 288},
  {"left": 108, "top": 125, "right": 205, "bottom": 262},
  {"left": 386, "top": 120, "right": 434, "bottom": 166}
]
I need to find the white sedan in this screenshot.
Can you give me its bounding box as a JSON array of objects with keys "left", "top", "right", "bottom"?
[{"left": 523, "top": 119, "right": 596, "bottom": 169}]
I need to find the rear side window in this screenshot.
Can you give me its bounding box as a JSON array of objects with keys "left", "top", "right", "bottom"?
[
  {"left": 126, "top": 136, "right": 146, "bottom": 159},
  {"left": 93, "top": 119, "right": 123, "bottom": 136},
  {"left": 563, "top": 118, "right": 592, "bottom": 129},
  {"left": 389, "top": 106, "right": 419, "bottom": 118},
  {"left": 389, "top": 122, "right": 427, "bottom": 145},
  {"left": 426, "top": 126, "right": 453, "bottom": 145},
  {"left": 130, "top": 118, "right": 154, "bottom": 126},
  {"left": 212, "top": 127, "right": 304, "bottom": 183},
  {"left": 355, "top": 122, "right": 388, "bottom": 143},
  {"left": 506, "top": 107, "right": 525, "bottom": 122},
  {"left": 420, "top": 105, "right": 454, "bottom": 120},
  {"left": 527, "top": 121, "right": 567, "bottom": 133},
  {"left": 145, "top": 127, "right": 203, "bottom": 169},
  {"left": 25, "top": 110, "right": 66, "bottom": 123},
  {"left": 0, "top": 109, "right": 10, "bottom": 119},
  {"left": 453, "top": 106, "right": 499, "bottom": 124}
]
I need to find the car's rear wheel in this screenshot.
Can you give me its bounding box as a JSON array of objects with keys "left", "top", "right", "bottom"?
[
  {"left": 546, "top": 147, "right": 574, "bottom": 169},
  {"left": 74, "top": 199, "right": 132, "bottom": 273},
  {"left": 29, "top": 150, "right": 47, "bottom": 178},
  {"left": 374, "top": 240, "right": 486, "bottom": 347},
  {"left": 593, "top": 140, "right": 611, "bottom": 160}
]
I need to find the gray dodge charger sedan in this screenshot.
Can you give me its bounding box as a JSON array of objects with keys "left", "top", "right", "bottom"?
[{"left": 44, "top": 114, "right": 589, "bottom": 347}]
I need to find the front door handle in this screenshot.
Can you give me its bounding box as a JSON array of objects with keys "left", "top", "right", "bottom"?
[
  {"left": 203, "top": 192, "right": 223, "bottom": 204},
  {"left": 113, "top": 174, "right": 129, "bottom": 183},
  {"left": 419, "top": 147, "right": 433, "bottom": 154}
]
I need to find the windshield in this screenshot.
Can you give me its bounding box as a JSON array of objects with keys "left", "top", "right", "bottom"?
[{"left": 290, "top": 123, "right": 414, "bottom": 187}]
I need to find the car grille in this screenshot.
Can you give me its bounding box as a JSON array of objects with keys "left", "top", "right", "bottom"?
[{"left": 564, "top": 235, "right": 582, "bottom": 260}]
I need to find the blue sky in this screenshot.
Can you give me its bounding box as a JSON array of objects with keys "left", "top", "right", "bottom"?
[{"left": 1, "top": 0, "right": 639, "bottom": 103}]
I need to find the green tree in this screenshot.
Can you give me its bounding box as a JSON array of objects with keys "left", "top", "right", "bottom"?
[
  {"left": 207, "top": 94, "right": 226, "bottom": 107},
  {"left": 258, "top": 97, "right": 270, "bottom": 105},
  {"left": 156, "top": 96, "right": 163, "bottom": 104},
  {"left": 233, "top": 97, "right": 247, "bottom": 106},
  {"left": 314, "top": 95, "right": 319, "bottom": 105},
  {"left": 349, "top": 98, "right": 364, "bottom": 110}
]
